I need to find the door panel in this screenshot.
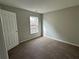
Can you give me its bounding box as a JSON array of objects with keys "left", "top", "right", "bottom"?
[{"left": 1, "top": 10, "right": 19, "bottom": 50}]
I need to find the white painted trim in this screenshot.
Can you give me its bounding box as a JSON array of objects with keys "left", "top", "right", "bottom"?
[
  {"left": 44, "top": 35, "right": 79, "bottom": 47},
  {"left": 20, "top": 39, "right": 30, "bottom": 43},
  {"left": 20, "top": 39, "right": 27, "bottom": 43},
  {"left": 0, "top": 9, "right": 9, "bottom": 59}
]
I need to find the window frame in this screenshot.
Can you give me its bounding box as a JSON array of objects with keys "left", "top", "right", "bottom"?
[{"left": 30, "top": 16, "right": 39, "bottom": 34}]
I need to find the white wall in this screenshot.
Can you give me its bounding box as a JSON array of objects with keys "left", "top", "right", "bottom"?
[
  {"left": 43, "top": 5, "right": 79, "bottom": 46},
  {"left": 0, "top": 4, "right": 43, "bottom": 43}
]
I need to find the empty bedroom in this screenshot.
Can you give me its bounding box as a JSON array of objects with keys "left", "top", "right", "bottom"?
[{"left": 0, "top": 0, "right": 79, "bottom": 59}]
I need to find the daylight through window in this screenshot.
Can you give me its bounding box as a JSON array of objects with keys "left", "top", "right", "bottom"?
[{"left": 30, "top": 16, "right": 39, "bottom": 34}]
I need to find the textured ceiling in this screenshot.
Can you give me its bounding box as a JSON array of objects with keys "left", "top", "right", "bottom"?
[{"left": 0, "top": 0, "right": 79, "bottom": 13}]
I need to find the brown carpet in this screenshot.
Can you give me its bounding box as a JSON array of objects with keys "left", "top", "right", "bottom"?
[{"left": 8, "top": 37, "right": 79, "bottom": 59}]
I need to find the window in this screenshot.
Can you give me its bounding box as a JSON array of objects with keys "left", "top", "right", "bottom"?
[{"left": 30, "top": 16, "right": 39, "bottom": 34}]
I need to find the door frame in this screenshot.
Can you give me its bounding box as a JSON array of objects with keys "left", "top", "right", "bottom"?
[{"left": 0, "top": 9, "right": 9, "bottom": 59}]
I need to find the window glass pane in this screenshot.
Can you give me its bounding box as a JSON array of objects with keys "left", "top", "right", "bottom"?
[{"left": 30, "top": 16, "right": 39, "bottom": 34}]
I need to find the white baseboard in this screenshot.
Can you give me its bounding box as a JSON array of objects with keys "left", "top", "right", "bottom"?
[
  {"left": 20, "top": 39, "right": 29, "bottom": 43},
  {"left": 44, "top": 35, "right": 79, "bottom": 47}
]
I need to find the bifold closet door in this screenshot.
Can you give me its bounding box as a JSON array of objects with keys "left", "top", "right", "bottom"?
[{"left": 1, "top": 10, "right": 19, "bottom": 50}]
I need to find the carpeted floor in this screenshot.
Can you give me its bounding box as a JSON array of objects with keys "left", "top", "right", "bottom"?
[{"left": 8, "top": 37, "right": 79, "bottom": 59}]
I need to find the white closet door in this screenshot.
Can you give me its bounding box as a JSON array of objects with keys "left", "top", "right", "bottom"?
[{"left": 1, "top": 10, "right": 19, "bottom": 50}]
